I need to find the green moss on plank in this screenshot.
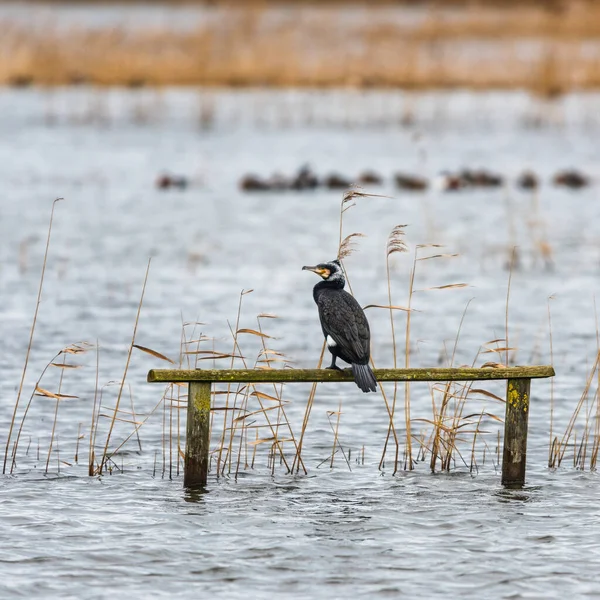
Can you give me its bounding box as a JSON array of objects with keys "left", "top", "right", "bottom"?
[{"left": 148, "top": 366, "right": 554, "bottom": 384}]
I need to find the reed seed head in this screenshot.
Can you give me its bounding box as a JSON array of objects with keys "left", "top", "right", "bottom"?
[
  {"left": 387, "top": 224, "right": 409, "bottom": 256},
  {"left": 337, "top": 232, "right": 366, "bottom": 261}
]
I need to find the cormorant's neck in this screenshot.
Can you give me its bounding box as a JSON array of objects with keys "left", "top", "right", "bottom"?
[{"left": 313, "top": 278, "right": 345, "bottom": 300}]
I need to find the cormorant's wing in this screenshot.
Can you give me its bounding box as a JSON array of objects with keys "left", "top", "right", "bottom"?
[{"left": 317, "top": 290, "right": 370, "bottom": 363}]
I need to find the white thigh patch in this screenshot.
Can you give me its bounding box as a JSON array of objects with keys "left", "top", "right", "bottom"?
[{"left": 326, "top": 335, "right": 337, "bottom": 348}]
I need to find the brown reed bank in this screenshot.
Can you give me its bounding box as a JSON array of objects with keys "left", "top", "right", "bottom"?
[{"left": 3, "top": 2, "right": 600, "bottom": 92}]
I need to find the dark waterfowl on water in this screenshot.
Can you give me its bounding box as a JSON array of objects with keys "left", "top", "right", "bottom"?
[
  {"left": 237, "top": 166, "right": 595, "bottom": 194},
  {"left": 395, "top": 173, "right": 428, "bottom": 191},
  {"left": 291, "top": 165, "right": 319, "bottom": 190},
  {"left": 553, "top": 169, "right": 589, "bottom": 189},
  {"left": 324, "top": 173, "right": 353, "bottom": 189},
  {"left": 240, "top": 174, "right": 270, "bottom": 191},
  {"left": 156, "top": 174, "right": 188, "bottom": 190},
  {"left": 358, "top": 170, "right": 384, "bottom": 185},
  {"left": 436, "top": 172, "right": 464, "bottom": 192},
  {"left": 460, "top": 169, "right": 504, "bottom": 187},
  {"left": 302, "top": 259, "right": 377, "bottom": 393},
  {"left": 517, "top": 170, "right": 539, "bottom": 190}
]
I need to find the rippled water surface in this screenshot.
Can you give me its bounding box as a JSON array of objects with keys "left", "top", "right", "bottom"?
[{"left": 1, "top": 88, "right": 600, "bottom": 598}]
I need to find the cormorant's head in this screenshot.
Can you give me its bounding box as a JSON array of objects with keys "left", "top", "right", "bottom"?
[{"left": 302, "top": 259, "right": 345, "bottom": 284}]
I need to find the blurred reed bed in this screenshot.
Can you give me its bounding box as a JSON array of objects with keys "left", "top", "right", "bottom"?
[{"left": 2, "top": 3, "right": 600, "bottom": 93}]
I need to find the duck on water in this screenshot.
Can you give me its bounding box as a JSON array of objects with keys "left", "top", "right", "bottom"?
[{"left": 302, "top": 259, "right": 377, "bottom": 393}]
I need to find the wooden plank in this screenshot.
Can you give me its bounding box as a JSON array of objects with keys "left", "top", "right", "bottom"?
[
  {"left": 148, "top": 366, "right": 554, "bottom": 384},
  {"left": 184, "top": 382, "right": 211, "bottom": 488},
  {"left": 501, "top": 378, "right": 531, "bottom": 487}
]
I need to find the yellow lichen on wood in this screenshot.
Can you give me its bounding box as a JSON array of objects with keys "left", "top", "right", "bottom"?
[{"left": 508, "top": 380, "right": 529, "bottom": 412}]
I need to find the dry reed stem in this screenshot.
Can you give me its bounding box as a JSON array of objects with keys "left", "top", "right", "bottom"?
[
  {"left": 403, "top": 253, "right": 417, "bottom": 470},
  {"left": 505, "top": 247, "right": 517, "bottom": 368},
  {"left": 45, "top": 369, "right": 65, "bottom": 474},
  {"left": 99, "top": 258, "right": 151, "bottom": 473},
  {"left": 108, "top": 393, "right": 168, "bottom": 459},
  {"left": 177, "top": 326, "right": 186, "bottom": 476},
  {"left": 4, "top": 198, "right": 62, "bottom": 474},
  {"left": 380, "top": 225, "right": 409, "bottom": 471},
  {"left": 91, "top": 388, "right": 106, "bottom": 475},
  {"left": 129, "top": 387, "right": 142, "bottom": 452},
  {"left": 554, "top": 351, "right": 600, "bottom": 467},
  {"left": 216, "top": 290, "right": 246, "bottom": 474},
  {"left": 74, "top": 423, "right": 82, "bottom": 464},
  {"left": 234, "top": 387, "right": 251, "bottom": 479},
  {"left": 577, "top": 387, "right": 597, "bottom": 469},
  {"left": 430, "top": 299, "right": 474, "bottom": 472},
  {"left": 10, "top": 343, "right": 89, "bottom": 473},
  {"left": 168, "top": 389, "right": 174, "bottom": 479},
  {"left": 470, "top": 409, "right": 487, "bottom": 474},
  {"left": 292, "top": 341, "right": 326, "bottom": 474},
  {"left": 256, "top": 316, "right": 306, "bottom": 474},
  {"left": 592, "top": 299, "right": 600, "bottom": 469},
  {"left": 444, "top": 382, "right": 475, "bottom": 470},
  {"left": 430, "top": 382, "right": 452, "bottom": 472},
  {"left": 10, "top": 351, "right": 60, "bottom": 472},
  {"left": 88, "top": 340, "right": 100, "bottom": 475},
  {"left": 547, "top": 298, "right": 556, "bottom": 467},
  {"left": 335, "top": 192, "right": 401, "bottom": 473},
  {"left": 321, "top": 409, "right": 352, "bottom": 472},
  {"left": 161, "top": 390, "right": 167, "bottom": 477},
  {"left": 329, "top": 400, "right": 343, "bottom": 469},
  {"left": 225, "top": 320, "right": 292, "bottom": 475}
]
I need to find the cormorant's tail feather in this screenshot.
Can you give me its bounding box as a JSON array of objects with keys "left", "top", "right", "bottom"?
[{"left": 351, "top": 363, "right": 377, "bottom": 393}]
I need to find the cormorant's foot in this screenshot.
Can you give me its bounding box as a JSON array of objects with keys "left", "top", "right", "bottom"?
[{"left": 325, "top": 365, "right": 343, "bottom": 371}]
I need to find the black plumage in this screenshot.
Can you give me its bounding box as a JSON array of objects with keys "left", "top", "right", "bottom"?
[{"left": 302, "top": 259, "right": 377, "bottom": 393}]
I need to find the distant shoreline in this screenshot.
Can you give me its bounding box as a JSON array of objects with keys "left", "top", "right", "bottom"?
[
  {"left": 10, "top": 0, "right": 572, "bottom": 5},
  {"left": 1, "top": 2, "right": 599, "bottom": 93}
]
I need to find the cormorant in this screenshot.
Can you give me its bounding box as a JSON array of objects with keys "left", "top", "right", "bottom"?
[
  {"left": 395, "top": 173, "right": 428, "bottom": 191},
  {"left": 302, "top": 259, "right": 377, "bottom": 393}
]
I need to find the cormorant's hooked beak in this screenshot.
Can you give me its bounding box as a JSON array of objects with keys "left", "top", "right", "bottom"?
[
  {"left": 302, "top": 265, "right": 319, "bottom": 273},
  {"left": 302, "top": 265, "right": 330, "bottom": 279}
]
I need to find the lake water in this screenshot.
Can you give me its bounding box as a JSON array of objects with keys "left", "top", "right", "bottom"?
[{"left": 1, "top": 87, "right": 600, "bottom": 598}]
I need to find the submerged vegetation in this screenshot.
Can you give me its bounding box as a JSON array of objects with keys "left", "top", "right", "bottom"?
[{"left": 4, "top": 185, "right": 600, "bottom": 483}]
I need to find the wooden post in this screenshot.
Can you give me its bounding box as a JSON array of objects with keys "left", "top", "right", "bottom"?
[
  {"left": 502, "top": 378, "right": 531, "bottom": 487},
  {"left": 184, "top": 382, "right": 211, "bottom": 487}
]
